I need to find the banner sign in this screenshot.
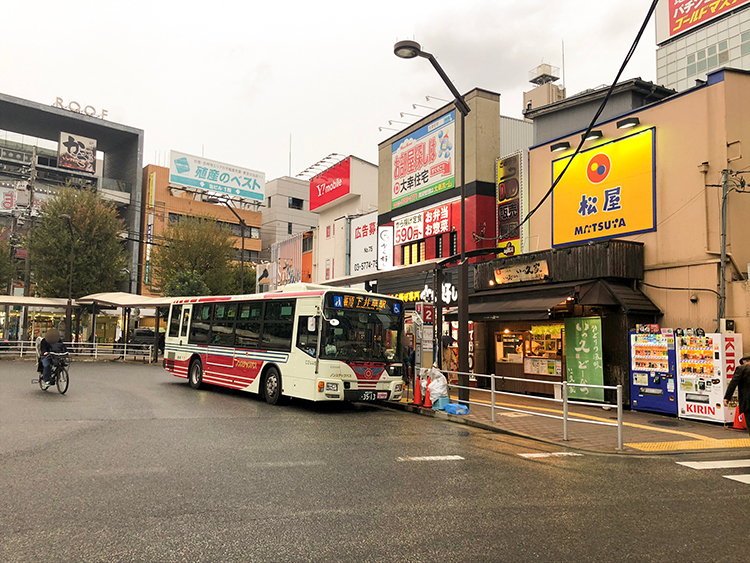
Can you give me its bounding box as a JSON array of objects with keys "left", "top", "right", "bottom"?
[
  {"left": 394, "top": 211, "right": 423, "bottom": 245},
  {"left": 494, "top": 260, "right": 549, "bottom": 285},
  {"left": 169, "top": 150, "right": 265, "bottom": 202},
  {"left": 393, "top": 201, "right": 453, "bottom": 246},
  {"left": 310, "top": 158, "right": 350, "bottom": 211},
  {"left": 391, "top": 110, "right": 455, "bottom": 210},
  {"left": 377, "top": 226, "right": 394, "bottom": 270},
  {"left": 58, "top": 131, "right": 96, "bottom": 173},
  {"left": 656, "top": 0, "right": 750, "bottom": 44},
  {"left": 564, "top": 317, "right": 604, "bottom": 402},
  {"left": 552, "top": 128, "right": 655, "bottom": 247},
  {"left": 497, "top": 152, "right": 522, "bottom": 257},
  {"left": 350, "top": 211, "right": 378, "bottom": 275}
]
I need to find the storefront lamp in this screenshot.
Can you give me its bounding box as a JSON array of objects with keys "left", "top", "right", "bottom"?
[
  {"left": 550, "top": 141, "right": 571, "bottom": 152},
  {"left": 616, "top": 117, "right": 640, "bottom": 129},
  {"left": 582, "top": 130, "right": 603, "bottom": 142}
]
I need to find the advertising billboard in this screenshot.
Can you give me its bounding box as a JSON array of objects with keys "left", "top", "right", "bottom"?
[
  {"left": 377, "top": 226, "right": 394, "bottom": 270},
  {"left": 309, "top": 158, "right": 350, "bottom": 211},
  {"left": 350, "top": 211, "right": 378, "bottom": 275},
  {"left": 656, "top": 0, "right": 750, "bottom": 44},
  {"left": 169, "top": 150, "right": 265, "bottom": 202},
  {"left": 496, "top": 152, "right": 522, "bottom": 257},
  {"left": 551, "top": 128, "right": 655, "bottom": 247},
  {"left": 58, "top": 131, "right": 96, "bottom": 173},
  {"left": 391, "top": 111, "right": 455, "bottom": 210}
]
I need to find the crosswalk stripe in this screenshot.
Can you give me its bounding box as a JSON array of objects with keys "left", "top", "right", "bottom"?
[
  {"left": 723, "top": 474, "right": 750, "bottom": 484},
  {"left": 519, "top": 452, "right": 584, "bottom": 459},
  {"left": 396, "top": 455, "right": 465, "bottom": 462},
  {"left": 677, "top": 459, "right": 750, "bottom": 470}
]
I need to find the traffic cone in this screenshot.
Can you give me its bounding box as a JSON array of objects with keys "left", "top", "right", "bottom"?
[
  {"left": 413, "top": 373, "right": 423, "bottom": 406},
  {"left": 423, "top": 377, "right": 433, "bottom": 408},
  {"left": 733, "top": 408, "right": 747, "bottom": 430}
]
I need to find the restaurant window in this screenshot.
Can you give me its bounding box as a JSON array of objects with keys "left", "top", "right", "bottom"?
[
  {"left": 449, "top": 231, "right": 458, "bottom": 256},
  {"left": 435, "top": 234, "right": 443, "bottom": 258},
  {"left": 402, "top": 241, "right": 425, "bottom": 266}
]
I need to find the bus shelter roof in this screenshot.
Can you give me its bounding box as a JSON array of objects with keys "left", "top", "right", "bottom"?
[
  {"left": 75, "top": 292, "right": 172, "bottom": 308},
  {"left": 0, "top": 296, "right": 70, "bottom": 308}
]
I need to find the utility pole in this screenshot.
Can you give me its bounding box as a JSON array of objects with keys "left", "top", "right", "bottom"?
[
  {"left": 224, "top": 201, "right": 246, "bottom": 294},
  {"left": 719, "top": 169, "right": 728, "bottom": 324},
  {"left": 21, "top": 147, "right": 36, "bottom": 340}
]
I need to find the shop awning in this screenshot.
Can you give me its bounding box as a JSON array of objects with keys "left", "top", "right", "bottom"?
[{"left": 459, "top": 279, "right": 660, "bottom": 321}]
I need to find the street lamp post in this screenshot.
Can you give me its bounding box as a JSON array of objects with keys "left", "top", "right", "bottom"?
[
  {"left": 224, "top": 201, "right": 247, "bottom": 294},
  {"left": 59, "top": 214, "right": 74, "bottom": 342},
  {"left": 394, "top": 40, "right": 471, "bottom": 403}
]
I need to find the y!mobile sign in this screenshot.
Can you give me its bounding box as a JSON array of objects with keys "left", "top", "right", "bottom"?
[
  {"left": 391, "top": 111, "right": 455, "bottom": 210},
  {"left": 310, "top": 158, "right": 350, "bottom": 211},
  {"left": 169, "top": 151, "right": 265, "bottom": 202}
]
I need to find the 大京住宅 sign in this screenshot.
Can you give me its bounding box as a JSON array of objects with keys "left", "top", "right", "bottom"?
[
  {"left": 350, "top": 211, "right": 378, "bottom": 275},
  {"left": 494, "top": 260, "right": 549, "bottom": 285},
  {"left": 391, "top": 111, "right": 455, "bottom": 209},
  {"left": 169, "top": 150, "right": 265, "bottom": 202},
  {"left": 58, "top": 131, "right": 96, "bottom": 174},
  {"left": 551, "top": 128, "right": 655, "bottom": 247}
]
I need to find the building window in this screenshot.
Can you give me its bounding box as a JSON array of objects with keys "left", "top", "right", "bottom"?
[
  {"left": 436, "top": 234, "right": 443, "bottom": 258},
  {"left": 742, "top": 32, "right": 750, "bottom": 56},
  {"left": 302, "top": 235, "right": 313, "bottom": 253},
  {"left": 401, "top": 241, "right": 425, "bottom": 266},
  {"left": 288, "top": 197, "right": 303, "bottom": 210},
  {"left": 325, "top": 259, "right": 331, "bottom": 280},
  {"left": 326, "top": 225, "right": 331, "bottom": 238},
  {"left": 267, "top": 196, "right": 272, "bottom": 207},
  {"left": 288, "top": 222, "right": 293, "bottom": 235},
  {"left": 450, "top": 231, "right": 457, "bottom": 256}
]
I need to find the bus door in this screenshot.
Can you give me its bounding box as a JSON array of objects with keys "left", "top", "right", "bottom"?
[
  {"left": 207, "top": 301, "right": 236, "bottom": 370},
  {"left": 178, "top": 304, "right": 192, "bottom": 346}
]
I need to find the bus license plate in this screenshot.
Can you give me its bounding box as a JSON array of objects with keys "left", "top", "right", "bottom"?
[{"left": 359, "top": 391, "right": 389, "bottom": 401}]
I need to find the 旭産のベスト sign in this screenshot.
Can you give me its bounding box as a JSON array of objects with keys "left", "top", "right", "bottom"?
[
  {"left": 551, "top": 128, "right": 655, "bottom": 247},
  {"left": 169, "top": 151, "right": 265, "bottom": 202},
  {"left": 564, "top": 317, "right": 604, "bottom": 402},
  {"left": 391, "top": 111, "right": 455, "bottom": 210}
]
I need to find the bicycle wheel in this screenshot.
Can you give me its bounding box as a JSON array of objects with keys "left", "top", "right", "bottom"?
[{"left": 56, "top": 366, "right": 69, "bottom": 394}]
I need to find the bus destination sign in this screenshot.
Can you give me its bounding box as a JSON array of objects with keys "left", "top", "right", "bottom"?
[{"left": 329, "top": 294, "right": 402, "bottom": 315}]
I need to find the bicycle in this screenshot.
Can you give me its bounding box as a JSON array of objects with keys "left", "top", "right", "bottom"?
[{"left": 35, "top": 351, "right": 70, "bottom": 394}]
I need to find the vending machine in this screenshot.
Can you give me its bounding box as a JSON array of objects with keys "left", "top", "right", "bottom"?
[
  {"left": 629, "top": 328, "right": 678, "bottom": 415},
  {"left": 676, "top": 332, "right": 742, "bottom": 423}
]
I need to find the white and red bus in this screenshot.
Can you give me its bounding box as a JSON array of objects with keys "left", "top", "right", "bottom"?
[{"left": 163, "top": 283, "right": 406, "bottom": 404}]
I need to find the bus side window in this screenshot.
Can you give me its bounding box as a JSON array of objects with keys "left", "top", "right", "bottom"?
[
  {"left": 296, "top": 316, "right": 318, "bottom": 357},
  {"left": 189, "top": 304, "right": 212, "bottom": 344},
  {"left": 168, "top": 305, "right": 182, "bottom": 338},
  {"left": 180, "top": 307, "right": 191, "bottom": 338}
]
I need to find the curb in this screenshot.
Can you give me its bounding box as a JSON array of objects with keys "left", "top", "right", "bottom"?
[{"left": 379, "top": 400, "right": 750, "bottom": 457}]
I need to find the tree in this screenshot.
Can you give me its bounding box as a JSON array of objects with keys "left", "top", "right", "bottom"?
[
  {"left": 152, "top": 216, "right": 236, "bottom": 296},
  {"left": 163, "top": 269, "right": 210, "bottom": 297},
  {"left": 0, "top": 241, "right": 12, "bottom": 293},
  {"left": 29, "top": 187, "right": 127, "bottom": 298}
]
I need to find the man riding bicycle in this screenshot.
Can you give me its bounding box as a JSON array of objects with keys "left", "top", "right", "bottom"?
[{"left": 40, "top": 329, "right": 67, "bottom": 388}]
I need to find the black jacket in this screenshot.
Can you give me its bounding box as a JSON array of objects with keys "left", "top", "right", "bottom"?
[
  {"left": 724, "top": 364, "right": 750, "bottom": 414},
  {"left": 40, "top": 338, "right": 67, "bottom": 355}
]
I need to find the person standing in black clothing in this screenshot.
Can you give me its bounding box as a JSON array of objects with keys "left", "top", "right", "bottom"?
[{"left": 724, "top": 355, "right": 750, "bottom": 436}]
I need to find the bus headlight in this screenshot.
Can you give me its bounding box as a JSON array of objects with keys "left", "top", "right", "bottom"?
[
  {"left": 325, "top": 382, "right": 339, "bottom": 392},
  {"left": 395, "top": 383, "right": 403, "bottom": 393}
]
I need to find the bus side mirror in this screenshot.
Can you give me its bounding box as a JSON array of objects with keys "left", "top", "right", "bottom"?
[{"left": 308, "top": 317, "right": 317, "bottom": 332}]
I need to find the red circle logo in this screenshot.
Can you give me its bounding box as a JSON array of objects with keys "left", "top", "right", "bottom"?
[{"left": 586, "top": 154, "right": 611, "bottom": 184}]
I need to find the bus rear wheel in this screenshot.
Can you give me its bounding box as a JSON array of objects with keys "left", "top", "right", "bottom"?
[
  {"left": 264, "top": 367, "right": 282, "bottom": 405},
  {"left": 189, "top": 359, "right": 203, "bottom": 389}
]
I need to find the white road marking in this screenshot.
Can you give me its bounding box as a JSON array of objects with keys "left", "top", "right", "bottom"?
[
  {"left": 518, "top": 452, "right": 584, "bottom": 459},
  {"left": 396, "top": 455, "right": 465, "bottom": 462},
  {"left": 677, "top": 459, "right": 750, "bottom": 470},
  {"left": 723, "top": 474, "right": 750, "bottom": 484}
]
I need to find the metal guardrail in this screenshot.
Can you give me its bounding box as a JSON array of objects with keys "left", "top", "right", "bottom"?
[
  {"left": 0, "top": 341, "right": 153, "bottom": 363},
  {"left": 443, "top": 370, "right": 624, "bottom": 451}
]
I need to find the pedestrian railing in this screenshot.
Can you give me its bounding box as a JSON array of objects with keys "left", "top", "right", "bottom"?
[
  {"left": 0, "top": 340, "right": 153, "bottom": 363},
  {"left": 443, "top": 370, "right": 624, "bottom": 451}
]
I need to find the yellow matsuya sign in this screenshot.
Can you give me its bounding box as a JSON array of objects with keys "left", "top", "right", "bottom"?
[{"left": 551, "top": 128, "right": 655, "bottom": 247}]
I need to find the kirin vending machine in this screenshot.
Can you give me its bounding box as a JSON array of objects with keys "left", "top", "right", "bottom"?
[
  {"left": 629, "top": 327, "right": 678, "bottom": 415},
  {"left": 677, "top": 332, "right": 742, "bottom": 423}
]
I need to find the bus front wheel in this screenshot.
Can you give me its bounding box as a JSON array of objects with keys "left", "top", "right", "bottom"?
[
  {"left": 264, "top": 367, "right": 282, "bottom": 405},
  {"left": 189, "top": 359, "right": 203, "bottom": 389}
]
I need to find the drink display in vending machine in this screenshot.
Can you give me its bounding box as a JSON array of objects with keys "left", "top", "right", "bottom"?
[
  {"left": 676, "top": 332, "right": 742, "bottom": 423},
  {"left": 629, "top": 327, "right": 677, "bottom": 415}
]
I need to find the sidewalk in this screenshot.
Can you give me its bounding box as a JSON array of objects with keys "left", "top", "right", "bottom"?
[{"left": 385, "top": 388, "right": 750, "bottom": 455}]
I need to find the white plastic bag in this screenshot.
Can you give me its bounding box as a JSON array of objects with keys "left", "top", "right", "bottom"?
[
  {"left": 427, "top": 366, "right": 448, "bottom": 400},
  {"left": 419, "top": 367, "right": 429, "bottom": 397}
]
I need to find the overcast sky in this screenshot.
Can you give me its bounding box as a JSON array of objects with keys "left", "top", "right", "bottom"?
[{"left": 1, "top": 0, "right": 657, "bottom": 182}]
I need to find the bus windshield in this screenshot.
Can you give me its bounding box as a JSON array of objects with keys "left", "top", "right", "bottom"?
[{"left": 321, "top": 308, "right": 403, "bottom": 364}]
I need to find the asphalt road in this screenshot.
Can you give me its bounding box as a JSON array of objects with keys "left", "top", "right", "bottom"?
[{"left": 1, "top": 359, "right": 749, "bottom": 563}]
